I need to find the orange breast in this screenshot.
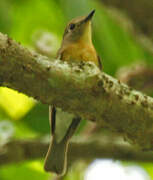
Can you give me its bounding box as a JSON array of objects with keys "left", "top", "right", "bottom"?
[{"left": 61, "top": 42, "right": 99, "bottom": 66}]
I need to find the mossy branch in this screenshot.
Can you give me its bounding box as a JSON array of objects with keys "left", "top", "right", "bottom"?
[{"left": 0, "top": 32, "right": 153, "bottom": 150}]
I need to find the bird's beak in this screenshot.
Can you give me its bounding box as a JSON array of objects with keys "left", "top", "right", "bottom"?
[{"left": 83, "top": 10, "right": 95, "bottom": 23}]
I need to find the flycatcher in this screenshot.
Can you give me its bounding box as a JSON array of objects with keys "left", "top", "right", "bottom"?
[{"left": 44, "top": 10, "right": 102, "bottom": 176}]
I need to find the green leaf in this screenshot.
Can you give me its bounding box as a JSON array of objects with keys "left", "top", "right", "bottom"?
[{"left": 0, "top": 160, "right": 50, "bottom": 180}]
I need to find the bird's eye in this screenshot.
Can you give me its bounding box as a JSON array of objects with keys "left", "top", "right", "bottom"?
[{"left": 69, "top": 23, "right": 75, "bottom": 30}]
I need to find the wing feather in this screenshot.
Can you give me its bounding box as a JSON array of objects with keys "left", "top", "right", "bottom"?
[{"left": 97, "top": 55, "right": 102, "bottom": 70}]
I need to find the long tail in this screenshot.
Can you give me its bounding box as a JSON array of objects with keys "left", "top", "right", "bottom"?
[
  {"left": 44, "top": 136, "right": 68, "bottom": 175},
  {"left": 44, "top": 106, "right": 81, "bottom": 175}
]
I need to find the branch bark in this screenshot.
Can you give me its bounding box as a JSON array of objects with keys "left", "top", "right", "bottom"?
[
  {"left": 1, "top": 139, "right": 153, "bottom": 167},
  {"left": 0, "top": 32, "right": 153, "bottom": 149}
]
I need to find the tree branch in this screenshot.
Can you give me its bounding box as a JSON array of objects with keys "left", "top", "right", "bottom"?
[
  {"left": 0, "top": 32, "right": 153, "bottom": 149},
  {"left": 1, "top": 139, "right": 153, "bottom": 167}
]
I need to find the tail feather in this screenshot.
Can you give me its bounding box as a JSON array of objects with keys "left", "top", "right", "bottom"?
[{"left": 44, "top": 138, "right": 68, "bottom": 176}]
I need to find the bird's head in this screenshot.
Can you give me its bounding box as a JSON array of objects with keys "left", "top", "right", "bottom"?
[{"left": 62, "top": 10, "right": 95, "bottom": 44}]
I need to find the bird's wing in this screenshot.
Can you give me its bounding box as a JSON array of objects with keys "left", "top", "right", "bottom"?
[
  {"left": 97, "top": 55, "right": 102, "bottom": 70},
  {"left": 56, "top": 48, "right": 64, "bottom": 60}
]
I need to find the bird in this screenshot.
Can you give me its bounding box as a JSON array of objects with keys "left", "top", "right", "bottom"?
[{"left": 44, "top": 9, "right": 102, "bottom": 176}]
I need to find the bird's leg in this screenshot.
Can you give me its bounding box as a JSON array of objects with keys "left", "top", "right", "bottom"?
[{"left": 44, "top": 106, "right": 81, "bottom": 176}]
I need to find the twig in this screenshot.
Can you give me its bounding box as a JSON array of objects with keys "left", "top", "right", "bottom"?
[{"left": 1, "top": 139, "right": 153, "bottom": 167}]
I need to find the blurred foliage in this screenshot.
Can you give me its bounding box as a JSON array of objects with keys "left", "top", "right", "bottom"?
[
  {"left": 0, "top": 0, "right": 153, "bottom": 179},
  {"left": 0, "top": 87, "right": 35, "bottom": 120},
  {"left": 21, "top": 103, "right": 49, "bottom": 134},
  {"left": 0, "top": 161, "right": 50, "bottom": 180}
]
